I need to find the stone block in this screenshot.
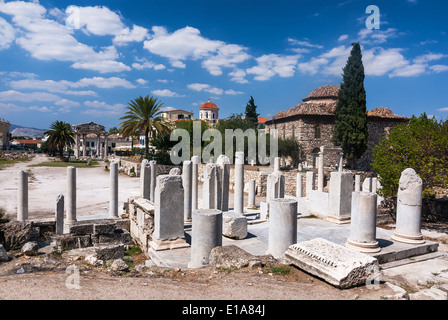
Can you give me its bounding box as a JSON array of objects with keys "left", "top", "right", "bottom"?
[
  {"left": 21, "top": 241, "right": 39, "bottom": 256},
  {"left": 222, "top": 211, "right": 248, "bottom": 240},
  {"left": 0, "top": 244, "right": 9, "bottom": 262},
  {"left": 209, "top": 245, "right": 271, "bottom": 269},
  {"left": 56, "top": 234, "right": 92, "bottom": 251},
  {"left": 69, "top": 223, "right": 93, "bottom": 235},
  {"left": 97, "top": 229, "right": 131, "bottom": 245},
  {"left": 94, "top": 244, "right": 124, "bottom": 261},
  {"left": 285, "top": 238, "right": 379, "bottom": 289},
  {"left": 115, "top": 219, "right": 130, "bottom": 232},
  {"left": 93, "top": 221, "right": 116, "bottom": 235}
]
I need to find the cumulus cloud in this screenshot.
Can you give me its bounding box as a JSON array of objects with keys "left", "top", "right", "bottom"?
[
  {"left": 83, "top": 100, "right": 127, "bottom": 115},
  {"left": 144, "top": 26, "right": 250, "bottom": 75},
  {"left": 0, "top": 17, "right": 14, "bottom": 50},
  {"left": 151, "top": 89, "right": 184, "bottom": 97},
  {"left": 187, "top": 83, "right": 223, "bottom": 95},
  {"left": 0, "top": 90, "right": 60, "bottom": 102},
  {"left": 224, "top": 89, "right": 244, "bottom": 95},
  {"left": 0, "top": 2, "right": 132, "bottom": 73},
  {"left": 246, "top": 54, "right": 300, "bottom": 81},
  {"left": 132, "top": 60, "right": 166, "bottom": 70},
  {"left": 228, "top": 69, "right": 249, "bottom": 84},
  {"left": 9, "top": 76, "right": 135, "bottom": 94}
]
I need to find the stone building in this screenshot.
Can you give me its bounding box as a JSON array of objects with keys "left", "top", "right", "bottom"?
[
  {"left": 0, "top": 118, "right": 11, "bottom": 149},
  {"left": 161, "top": 109, "right": 194, "bottom": 123},
  {"left": 264, "top": 84, "right": 410, "bottom": 170},
  {"left": 198, "top": 100, "right": 219, "bottom": 125}
]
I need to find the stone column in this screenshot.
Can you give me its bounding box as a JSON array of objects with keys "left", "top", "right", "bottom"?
[
  {"left": 149, "top": 160, "right": 157, "bottom": 203},
  {"left": 267, "top": 199, "right": 298, "bottom": 260},
  {"left": 150, "top": 175, "right": 189, "bottom": 251},
  {"left": 75, "top": 134, "right": 80, "bottom": 159},
  {"left": 183, "top": 160, "right": 193, "bottom": 222},
  {"left": 372, "top": 177, "right": 378, "bottom": 193},
  {"left": 82, "top": 134, "right": 86, "bottom": 157},
  {"left": 188, "top": 209, "right": 222, "bottom": 269},
  {"left": 217, "top": 155, "right": 230, "bottom": 211},
  {"left": 362, "top": 177, "right": 372, "bottom": 193},
  {"left": 191, "top": 156, "right": 199, "bottom": 211},
  {"left": 104, "top": 135, "right": 109, "bottom": 158},
  {"left": 248, "top": 179, "right": 256, "bottom": 208},
  {"left": 66, "top": 166, "right": 76, "bottom": 224},
  {"left": 327, "top": 172, "right": 353, "bottom": 224},
  {"left": 317, "top": 151, "right": 324, "bottom": 192},
  {"left": 392, "top": 168, "right": 425, "bottom": 244},
  {"left": 346, "top": 192, "right": 380, "bottom": 253},
  {"left": 96, "top": 135, "right": 100, "bottom": 158},
  {"left": 140, "top": 159, "right": 151, "bottom": 200},
  {"left": 354, "top": 175, "right": 361, "bottom": 192},
  {"left": 306, "top": 171, "right": 316, "bottom": 197},
  {"left": 266, "top": 172, "right": 285, "bottom": 203},
  {"left": 109, "top": 161, "right": 119, "bottom": 218},
  {"left": 233, "top": 151, "right": 244, "bottom": 215},
  {"left": 296, "top": 173, "right": 304, "bottom": 198},
  {"left": 202, "top": 163, "right": 220, "bottom": 210},
  {"left": 337, "top": 153, "right": 344, "bottom": 172},
  {"left": 55, "top": 194, "right": 64, "bottom": 235},
  {"left": 17, "top": 170, "right": 28, "bottom": 222},
  {"left": 274, "top": 156, "right": 281, "bottom": 172}
]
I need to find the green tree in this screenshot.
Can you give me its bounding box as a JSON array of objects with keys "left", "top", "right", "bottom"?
[
  {"left": 372, "top": 113, "right": 448, "bottom": 200},
  {"left": 332, "top": 42, "right": 368, "bottom": 168},
  {"left": 119, "top": 96, "right": 172, "bottom": 157},
  {"left": 245, "top": 96, "right": 259, "bottom": 128},
  {"left": 278, "top": 137, "right": 301, "bottom": 168},
  {"left": 44, "top": 121, "right": 75, "bottom": 159},
  {"left": 108, "top": 126, "right": 119, "bottom": 135}
]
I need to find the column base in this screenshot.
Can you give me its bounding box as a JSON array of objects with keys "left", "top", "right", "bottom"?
[
  {"left": 345, "top": 239, "right": 381, "bottom": 253},
  {"left": 326, "top": 215, "right": 351, "bottom": 225},
  {"left": 149, "top": 237, "right": 190, "bottom": 251},
  {"left": 391, "top": 231, "right": 425, "bottom": 244}
]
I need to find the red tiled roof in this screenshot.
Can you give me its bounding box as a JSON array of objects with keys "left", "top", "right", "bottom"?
[
  {"left": 13, "top": 139, "right": 41, "bottom": 144},
  {"left": 303, "top": 84, "right": 340, "bottom": 102},
  {"left": 367, "top": 107, "right": 408, "bottom": 119},
  {"left": 200, "top": 102, "right": 219, "bottom": 109},
  {"left": 257, "top": 117, "right": 270, "bottom": 124},
  {"left": 273, "top": 101, "right": 337, "bottom": 119}
]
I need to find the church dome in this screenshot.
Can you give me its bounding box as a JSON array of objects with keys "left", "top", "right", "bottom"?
[
  {"left": 200, "top": 101, "right": 219, "bottom": 110},
  {"left": 303, "top": 84, "right": 340, "bottom": 102}
]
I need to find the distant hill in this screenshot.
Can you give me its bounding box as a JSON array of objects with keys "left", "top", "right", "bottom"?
[{"left": 10, "top": 124, "right": 46, "bottom": 138}]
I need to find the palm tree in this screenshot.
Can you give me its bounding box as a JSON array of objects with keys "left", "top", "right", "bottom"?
[
  {"left": 44, "top": 121, "right": 75, "bottom": 159},
  {"left": 119, "top": 96, "right": 172, "bottom": 157}
]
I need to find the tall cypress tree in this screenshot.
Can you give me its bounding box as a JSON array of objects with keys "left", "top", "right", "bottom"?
[
  {"left": 245, "top": 96, "right": 259, "bottom": 127},
  {"left": 332, "top": 42, "right": 368, "bottom": 168}
]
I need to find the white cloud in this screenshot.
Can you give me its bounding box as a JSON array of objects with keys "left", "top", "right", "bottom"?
[
  {"left": 9, "top": 76, "right": 135, "bottom": 93},
  {"left": 0, "top": 17, "right": 14, "bottom": 50},
  {"left": 228, "top": 69, "right": 248, "bottom": 84},
  {"left": 0, "top": 102, "right": 25, "bottom": 113},
  {"left": 437, "top": 107, "right": 448, "bottom": 112},
  {"left": 75, "top": 6, "right": 125, "bottom": 36},
  {"left": 136, "top": 79, "right": 148, "bottom": 85},
  {"left": 144, "top": 26, "right": 250, "bottom": 75},
  {"left": 298, "top": 57, "right": 329, "bottom": 75},
  {"left": 151, "top": 89, "right": 184, "bottom": 97},
  {"left": 358, "top": 28, "right": 399, "bottom": 44},
  {"left": 225, "top": 89, "right": 244, "bottom": 95},
  {"left": 54, "top": 99, "right": 80, "bottom": 108},
  {"left": 413, "top": 53, "right": 447, "bottom": 64},
  {"left": 29, "top": 106, "right": 52, "bottom": 113},
  {"left": 288, "top": 38, "right": 323, "bottom": 49},
  {"left": 338, "top": 34, "right": 349, "bottom": 42},
  {"left": 114, "top": 25, "right": 149, "bottom": 45},
  {"left": 246, "top": 54, "right": 300, "bottom": 81},
  {"left": 0, "top": 2, "right": 131, "bottom": 73},
  {"left": 389, "top": 63, "right": 427, "bottom": 77},
  {"left": 430, "top": 65, "right": 448, "bottom": 73},
  {"left": 132, "top": 60, "right": 166, "bottom": 70},
  {"left": 363, "top": 47, "right": 410, "bottom": 76},
  {"left": 0, "top": 90, "right": 60, "bottom": 102},
  {"left": 187, "top": 83, "right": 223, "bottom": 95},
  {"left": 83, "top": 100, "right": 126, "bottom": 115}
]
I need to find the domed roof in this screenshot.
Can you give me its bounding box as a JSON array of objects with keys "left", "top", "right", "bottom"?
[
  {"left": 303, "top": 84, "right": 340, "bottom": 102},
  {"left": 200, "top": 101, "right": 219, "bottom": 109},
  {"left": 367, "top": 107, "right": 407, "bottom": 119}
]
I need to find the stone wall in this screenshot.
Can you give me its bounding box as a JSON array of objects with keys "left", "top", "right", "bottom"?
[{"left": 265, "top": 115, "right": 408, "bottom": 171}]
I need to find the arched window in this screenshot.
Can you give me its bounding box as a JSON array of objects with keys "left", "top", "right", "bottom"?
[
  {"left": 212, "top": 112, "right": 215, "bottom": 119},
  {"left": 314, "top": 125, "right": 321, "bottom": 139},
  {"left": 205, "top": 112, "right": 209, "bottom": 119}
]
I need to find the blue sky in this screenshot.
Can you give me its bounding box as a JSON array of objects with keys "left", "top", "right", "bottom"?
[{"left": 0, "top": 0, "right": 447, "bottom": 130}]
